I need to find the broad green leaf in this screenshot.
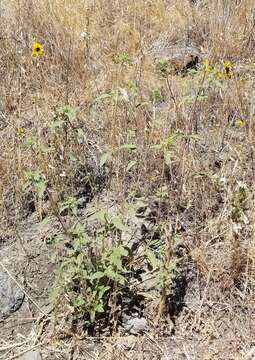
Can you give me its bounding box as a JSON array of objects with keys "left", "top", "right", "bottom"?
[
  {"left": 73, "top": 295, "right": 85, "bottom": 307},
  {"left": 109, "top": 245, "right": 128, "bottom": 270},
  {"left": 146, "top": 249, "right": 160, "bottom": 269},
  {"left": 94, "top": 302, "right": 104, "bottom": 313},
  {"left": 104, "top": 267, "right": 117, "bottom": 280},
  {"left": 112, "top": 216, "right": 129, "bottom": 232},
  {"left": 90, "top": 271, "right": 105, "bottom": 281},
  {"left": 88, "top": 209, "right": 108, "bottom": 223}
]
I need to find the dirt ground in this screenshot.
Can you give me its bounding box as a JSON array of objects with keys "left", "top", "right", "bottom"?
[{"left": 0, "top": 210, "right": 254, "bottom": 360}]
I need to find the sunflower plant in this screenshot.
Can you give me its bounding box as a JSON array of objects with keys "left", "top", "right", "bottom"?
[
  {"left": 32, "top": 42, "right": 44, "bottom": 57},
  {"left": 223, "top": 60, "right": 232, "bottom": 79},
  {"left": 203, "top": 59, "right": 212, "bottom": 74}
]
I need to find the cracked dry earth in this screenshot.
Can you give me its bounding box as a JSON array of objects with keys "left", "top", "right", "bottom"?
[{"left": 0, "top": 203, "right": 254, "bottom": 360}]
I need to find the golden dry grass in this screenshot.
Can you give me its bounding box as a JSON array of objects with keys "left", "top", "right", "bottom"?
[{"left": 0, "top": 0, "right": 255, "bottom": 358}]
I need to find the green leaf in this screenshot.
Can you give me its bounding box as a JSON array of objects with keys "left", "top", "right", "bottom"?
[
  {"left": 120, "top": 144, "right": 137, "bottom": 151},
  {"left": 39, "top": 145, "right": 55, "bottom": 154},
  {"left": 104, "top": 267, "right": 117, "bottom": 280},
  {"left": 96, "top": 93, "right": 112, "bottom": 101},
  {"left": 109, "top": 245, "right": 128, "bottom": 269},
  {"left": 90, "top": 271, "right": 105, "bottom": 281},
  {"left": 197, "top": 95, "right": 208, "bottom": 102},
  {"left": 59, "top": 196, "right": 78, "bottom": 214},
  {"left": 58, "top": 105, "right": 79, "bottom": 120},
  {"left": 50, "top": 120, "right": 64, "bottom": 129},
  {"left": 104, "top": 267, "right": 126, "bottom": 284},
  {"left": 164, "top": 151, "right": 172, "bottom": 166},
  {"left": 76, "top": 253, "right": 84, "bottom": 266},
  {"left": 25, "top": 136, "right": 35, "bottom": 146},
  {"left": 117, "top": 273, "right": 127, "bottom": 285},
  {"left": 41, "top": 216, "right": 50, "bottom": 227},
  {"left": 135, "top": 102, "right": 149, "bottom": 108},
  {"left": 98, "top": 285, "right": 111, "bottom": 299},
  {"left": 69, "top": 152, "right": 77, "bottom": 161},
  {"left": 36, "top": 179, "right": 47, "bottom": 197},
  {"left": 100, "top": 151, "right": 112, "bottom": 167},
  {"left": 146, "top": 249, "right": 160, "bottom": 269},
  {"left": 77, "top": 128, "right": 85, "bottom": 136},
  {"left": 126, "top": 160, "right": 137, "bottom": 171},
  {"left": 73, "top": 295, "right": 85, "bottom": 308},
  {"left": 151, "top": 143, "right": 163, "bottom": 150},
  {"left": 111, "top": 216, "right": 129, "bottom": 232},
  {"left": 88, "top": 209, "right": 108, "bottom": 223},
  {"left": 94, "top": 302, "right": 104, "bottom": 313}
]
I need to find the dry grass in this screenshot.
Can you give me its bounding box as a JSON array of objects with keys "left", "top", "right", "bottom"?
[{"left": 0, "top": 0, "right": 255, "bottom": 358}]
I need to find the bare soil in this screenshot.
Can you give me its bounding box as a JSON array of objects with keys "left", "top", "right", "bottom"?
[{"left": 1, "top": 208, "right": 254, "bottom": 360}]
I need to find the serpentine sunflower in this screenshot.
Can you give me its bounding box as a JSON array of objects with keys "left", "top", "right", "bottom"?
[{"left": 32, "top": 42, "right": 44, "bottom": 57}]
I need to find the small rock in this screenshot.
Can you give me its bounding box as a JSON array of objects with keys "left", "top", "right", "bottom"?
[
  {"left": 124, "top": 316, "right": 148, "bottom": 335},
  {"left": 150, "top": 36, "right": 206, "bottom": 74},
  {"left": 0, "top": 270, "right": 25, "bottom": 320},
  {"left": 18, "top": 350, "right": 42, "bottom": 360}
]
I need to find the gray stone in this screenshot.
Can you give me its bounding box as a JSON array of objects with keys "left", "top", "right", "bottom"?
[
  {"left": 18, "top": 350, "right": 42, "bottom": 360},
  {"left": 124, "top": 316, "right": 148, "bottom": 335},
  {"left": 0, "top": 270, "right": 25, "bottom": 320}
]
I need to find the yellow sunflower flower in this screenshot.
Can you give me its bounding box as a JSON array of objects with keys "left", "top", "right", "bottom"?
[
  {"left": 215, "top": 67, "right": 223, "bottom": 80},
  {"left": 236, "top": 119, "right": 245, "bottom": 128},
  {"left": 32, "top": 42, "right": 44, "bottom": 57},
  {"left": 223, "top": 60, "right": 232, "bottom": 79},
  {"left": 17, "top": 127, "right": 25, "bottom": 135},
  {"left": 203, "top": 59, "right": 212, "bottom": 74}
]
